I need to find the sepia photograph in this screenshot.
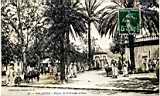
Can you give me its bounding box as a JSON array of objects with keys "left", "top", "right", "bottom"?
[{"left": 1, "top": 0, "right": 159, "bottom": 96}]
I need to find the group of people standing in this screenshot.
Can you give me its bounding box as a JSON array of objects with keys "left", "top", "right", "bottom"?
[
  {"left": 104, "top": 59, "right": 129, "bottom": 78},
  {"left": 142, "top": 58, "right": 159, "bottom": 72},
  {"left": 4, "top": 64, "right": 22, "bottom": 86},
  {"left": 45, "top": 62, "right": 85, "bottom": 81}
]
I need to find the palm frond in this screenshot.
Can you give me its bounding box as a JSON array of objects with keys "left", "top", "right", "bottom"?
[
  {"left": 99, "top": 10, "right": 117, "bottom": 36},
  {"left": 99, "top": 0, "right": 159, "bottom": 37},
  {"left": 91, "top": 0, "right": 104, "bottom": 13},
  {"left": 141, "top": 8, "right": 159, "bottom": 35}
]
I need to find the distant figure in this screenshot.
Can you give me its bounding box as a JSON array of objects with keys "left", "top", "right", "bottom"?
[
  {"left": 111, "top": 60, "right": 118, "bottom": 78},
  {"left": 14, "top": 69, "right": 22, "bottom": 86},
  {"left": 7, "top": 65, "right": 16, "bottom": 86},
  {"left": 123, "top": 61, "right": 128, "bottom": 77},
  {"left": 152, "top": 58, "right": 157, "bottom": 71},
  {"left": 80, "top": 63, "right": 85, "bottom": 72},
  {"left": 156, "top": 58, "right": 159, "bottom": 66},
  {"left": 117, "top": 58, "right": 122, "bottom": 74},
  {"left": 148, "top": 59, "right": 153, "bottom": 72},
  {"left": 95, "top": 58, "right": 100, "bottom": 69},
  {"left": 72, "top": 63, "right": 77, "bottom": 78},
  {"left": 48, "top": 64, "right": 53, "bottom": 75},
  {"left": 156, "top": 59, "right": 159, "bottom": 79},
  {"left": 27, "top": 66, "right": 31, "bottom": 73},
  {"left": 68, "top": 63, "right": 73, "bottom": 78},
  {"left": 142, "top": 58, "right": 148, "bottom": 72},
  {"left": 104, "top": 59, "right": 111, "bottom": 77},
  {"left": 45, "top": 66, "right": 49, "bottom": 75}
]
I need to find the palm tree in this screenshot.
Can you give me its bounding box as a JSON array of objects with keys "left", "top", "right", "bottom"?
[
  {"left": 99, "top": 0, "right": 159, "bottom": 36},
  {"left": 80, "top": 0, "right": 109, "bottom": 69},
  {"left": 45, "top": 0, "right": 87, "bottom": 82},
  {"left": 98, "top": 0, "right": 159, "bottom": 72}
]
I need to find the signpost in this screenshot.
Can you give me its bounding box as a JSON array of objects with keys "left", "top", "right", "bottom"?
[{"left": 118, "top": 8, "right": 140, "bottom": 34}]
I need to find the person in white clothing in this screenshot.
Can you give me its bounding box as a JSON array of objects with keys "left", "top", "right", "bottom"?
[
  {"left": 114, "top": 61, "right": 118, "bottom": 78},
  {"left": 27, "top": 66, "right": 32, "bottom": 73},
  {"left": 72, "top": 63, "right": 77, "bottom": 78},
  {"left": 111, "top": 60, "right": 118, "bottom": 78},
  {"left": 68, "top": 63, "right": 74, "bottom": 78},
  {"left": 7, "top": 65, "right": 16, "bottom": 86},
  {"left": 123, "top": 61, "right": 128, "bottom": 77}
]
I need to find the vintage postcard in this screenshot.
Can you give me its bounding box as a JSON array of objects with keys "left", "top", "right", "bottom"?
[{"left": 1, "top": 0, "right": 159, "bottom": 96}]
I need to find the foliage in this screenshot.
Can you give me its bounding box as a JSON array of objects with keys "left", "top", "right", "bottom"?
[
  {"left": 69, "top": 43, "right": 87, "bottom": 63},
  {"left": 1, "top": 0, "right": 47, "bottom": 66},
  {"left": 80, "top": 0, "right": 108, "bottom": 66},
  {"left": 43, "top": 0, "right": 88, "bottom": 81},
  {"left": 98, "top": 0, "right": 159, "bottom": 37},
  {"left": 43, "top": 0, "right": 87, "bottom": 62},
  {"left": 110, "top": 33, "right": 125, "bottom": 54}
]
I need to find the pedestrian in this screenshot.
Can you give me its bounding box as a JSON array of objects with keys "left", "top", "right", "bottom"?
[
  {"left": 68, "top": 63, "right": 74, "bottom": 78},
  {"left": 40, "top": 64, "right": 44, "bottom": 74},
  {"left": 53, "top": 64, "right": 58, "bottom": 80},
  {"left": 142, "top": 58, "right": 148, "bottom": 72},
  {"left": 80, "top": 62, "right": 85, "bottom": 72},
  {"left": 111, "top": 60, "right": 115, "bottom": 78},
  {"left": 72, "top": 63, "right": 77, "bottom": 78},
  {"left": 7, "top": 65, "right": 16, "bottom": 86},
  {"left": 152, "top": 58, "right": 157, "bottom": 71},
  {"left": 114, "top": 60, "right": 119, "bottom": 78},
  {"left": 45, "top": 66, "right": 49, "bottom": 75},
  {"left": 111, "top": 60, "right": 118, "bottom": 78},
  {"left": 104, "top": 59, "right": 110, "bottom": 77},
  {"left": 118, "top": 58, "right": 122, "bottom": 73},
  {"left": 156, "top": 58, "right": 159, "bottom": 66},
  {"left": 123, "top": 61, "right": 128, "bottom": 77},
  {"left": 156, "top": 59, "right": 159, "bottom": 79},
  {"left": 14, "top": 69, "right": 22, "bottom": 86},
  {"left": 148, "top": 59, "right": 153, "bottom": 72},
  {"left": 48, "top": 64, "right": 53, "bottom": 76},
  {"left": 27, "top": 66, "right": 31, "bottom": 73}
]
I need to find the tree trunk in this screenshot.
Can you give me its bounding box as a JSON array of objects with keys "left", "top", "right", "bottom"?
[
  {"left": 128, "top": 34, "right": 135, "bottom": 73},
  {"left": 22, "top": 50, "right": 27, "bottom": 73},
  {"left": 88, "top": 21, "right": 92, "bottom": 70},
  {"left": 37, "top": 55, "right": 40, "bottom": 71},
  {"left": 127, "top": 0, "right": 135, "bottom": 73},
  {"left": 121, "top": 53, "right": 124, "bottom": 65},
  {"left": 60, "top": 34, "right": 66, "bottom": 83},
  {"left": 66, "top": 31, "right": 70, "bottom": 81}
]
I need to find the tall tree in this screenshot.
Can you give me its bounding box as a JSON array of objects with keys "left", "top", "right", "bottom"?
[
  {"left": 1, "top": 0, "right": 47, "bottom": 72},
  {"left": 45, "top": 0, "right": 87, "bottom": 82},
  {"left": 99, "top": 0, "right": 159, "bottom": 36},
  {"left": 80, "top": 0, "right": 108, "bottom": 69},
  {"left": 98, "top": 0, "right": 159, "bottom": 72}
]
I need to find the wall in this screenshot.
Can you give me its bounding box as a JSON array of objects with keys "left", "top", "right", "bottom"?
[{"left": 125, "top": 45, "right": 159, "bottom": 70}]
